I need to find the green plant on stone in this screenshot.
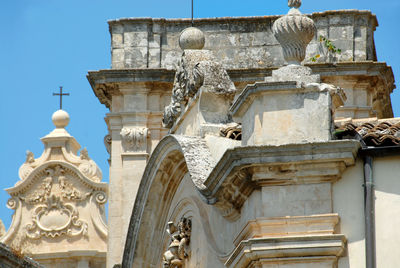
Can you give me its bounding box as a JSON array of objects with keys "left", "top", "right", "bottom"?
[{"left": 310, "top": 35, "right": 342, "bottom": 62}]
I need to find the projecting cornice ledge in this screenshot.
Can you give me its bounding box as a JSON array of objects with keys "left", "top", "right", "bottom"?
[
  {"left": 200, "top": 140, "right": 360, "bottom": 221},
  {"left": 86, "top": 62, "right": 394, "bottom": 109},
  {"left": 87, "top": 69, "right": 175, "bottom": 108},
  {"left": 225, "top": 234, "right": 346, "bottom": 268}
]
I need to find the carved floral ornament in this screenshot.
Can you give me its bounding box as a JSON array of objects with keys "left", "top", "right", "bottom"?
[
  {"left": 163, "top": 217, "right": 192, "bottom": 267},
  {"left": 120, "top": 127, "right": 149, "bottom": 151},
  {"left": 8, "top": 164, "right": 107, "bottom": 240}
]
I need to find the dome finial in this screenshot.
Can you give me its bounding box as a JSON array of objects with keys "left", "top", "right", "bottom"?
[
  {"left": 179, "top": 27, "right": 205, "bottom": 50},
  {"left": 52, "top": 109, "right": 70, "bottom": 128}
]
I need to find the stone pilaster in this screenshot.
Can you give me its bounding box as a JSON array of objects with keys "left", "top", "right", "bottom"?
[{"left": 87, "top": 71, "right": 172, "bottom": 267}]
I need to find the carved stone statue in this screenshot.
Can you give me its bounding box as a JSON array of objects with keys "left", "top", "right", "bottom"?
[
  {"left": 162, "top": 27, "right": 236, "bottom": 129},
  {"left": 163, "top": 217, "right": 192, "bottom": 267}
]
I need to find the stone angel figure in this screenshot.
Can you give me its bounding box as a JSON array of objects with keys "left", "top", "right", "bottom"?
[{"left": 163, "top": 217, "right": 192, "bottom": 267}]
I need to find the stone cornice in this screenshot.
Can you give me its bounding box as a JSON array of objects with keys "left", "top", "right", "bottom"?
[
  {"left": 203, "top": 140, "right": 359, "bottom": 194},
  {"left": 87, "top": 69, "right": 175, "bottom": 85},
  {"left": 108, "top": 9, "right": 378, "bottom": 29},
  {"left": 87, "top": 69, "right": 174, "bottom": 109},
  {"left": 200, "top": 140, "right": 360, "bottom": 220},
  {"left": 88, "top": 62, "right": 394, "bottom": 84},
  {"left": 87, "top": 62, "right": 394, "bottom": 109},
  {"left": 225, "top": 234, "right": 346, "bottom": 268}
]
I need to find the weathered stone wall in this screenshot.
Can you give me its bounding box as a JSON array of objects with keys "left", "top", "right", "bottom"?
[{"left": 108, "top": 10, "right": 378, "bottom": 69}]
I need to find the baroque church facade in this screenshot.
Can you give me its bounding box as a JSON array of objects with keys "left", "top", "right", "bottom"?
[{"left": 2, "top": 0, "right": 400, "bottom": 267}]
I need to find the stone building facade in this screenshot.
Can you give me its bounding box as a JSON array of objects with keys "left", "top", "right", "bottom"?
[
  {"left": 1, "top": 1, "right": 399, "bottom": 268},
  {"left": 87, "top": 1, "right": 398, "bottom": 267}
]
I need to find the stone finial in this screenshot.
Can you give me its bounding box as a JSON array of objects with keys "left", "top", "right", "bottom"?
[
  {"left": 52, "top": 109, "right": 70, "bottom": 128},
  {"left": 273, "top": 0, "right": 315, "bottom": 65},
  {"left": 288, "top": 0, "right": 301, "bottom": 8},
  {"left": 179, "top": 27, "right": 205, "bottom": 50}
]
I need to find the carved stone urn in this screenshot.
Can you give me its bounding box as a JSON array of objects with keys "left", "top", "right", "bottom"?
[{"left": 272, "top": 0, "right": 315, "bottom": 65}]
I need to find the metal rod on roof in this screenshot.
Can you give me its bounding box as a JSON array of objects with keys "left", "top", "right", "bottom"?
[{"left": 191, "top": 0, "right": 194, "bottom": 26}]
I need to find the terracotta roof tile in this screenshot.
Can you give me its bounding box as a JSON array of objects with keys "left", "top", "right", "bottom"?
[{"left": 335, "top": 118, "right": 400, "bottom": 147}]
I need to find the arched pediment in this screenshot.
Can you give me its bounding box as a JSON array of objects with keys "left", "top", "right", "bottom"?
[
  {"left": 122, "top": 134, "right": 215, "bottom": 267},
  {"left": 2, "top": 160, "right": 108, "bottom": 251},
  {"left": 7, "top": 160, "right": 107, "bottom": 197}
]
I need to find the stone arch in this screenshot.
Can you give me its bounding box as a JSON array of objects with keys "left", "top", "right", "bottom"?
[{"left": 122, "top": 135, "right": 215, "bottom": 267}]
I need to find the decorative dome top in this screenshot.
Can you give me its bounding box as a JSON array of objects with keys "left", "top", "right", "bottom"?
[
  {"left": 272, "top": 0, "right": 315, "bottom": 65},
  {"left": 52, "top": 109, "right": 70, "bottom": 128},
  {"left": 179, "top": 27, "right": 205, "bottom": 50}
]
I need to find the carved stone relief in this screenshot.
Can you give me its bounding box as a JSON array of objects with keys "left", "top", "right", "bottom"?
[
  {"left": 26, "top": 195, "right": 88, "bottom": 239},
  {"left": 163, "top": 217, "right": 192, "bottom": 267},
  {"left": 120, "top": 127, "right": 149, "bottom": 152},
  {"left": 21, "top": 165, "right": 90, "bottom": 239},
  {"left": 162, "top": 50, "right": 236, "bottom": 129},
  {"left": 18, "top": 146, "right": 102, "bottom": 184}
]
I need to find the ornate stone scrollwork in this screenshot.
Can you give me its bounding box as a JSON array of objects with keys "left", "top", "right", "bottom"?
[
  {"left": 120, "top": 127, "right": 149, "bottom": 152},
  {"left": 25, "top": 195, "right": 88, "bottom": 239},
  {"left": 21, "top": 165, "right": 91, "bottom": 239},
  {"left": 25, "top": 168, "right": 55, "bottom": 204},
  {"left": 93, "top": 191, "right": 107, "bottom": 205},
  {"left": 163, "top": 217, "right": 192, "bottom": 267},
  {"left": 7, "top": 197, "right": 18, "bottom": 210}
]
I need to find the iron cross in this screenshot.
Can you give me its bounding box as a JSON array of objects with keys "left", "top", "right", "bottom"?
[{"left": 53, "top": 86, "right": 70, "bottom": 110}]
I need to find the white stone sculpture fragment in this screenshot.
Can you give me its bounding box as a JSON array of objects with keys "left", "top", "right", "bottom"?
[
  {"left": 163, "top": 217, "right": 192, "bottom": 267},
  {"left": 162, "top": 27, "right": 236, "bottom": 129},
  {"left": 120, "top": 127, "right": 149, "bottom": 151}
]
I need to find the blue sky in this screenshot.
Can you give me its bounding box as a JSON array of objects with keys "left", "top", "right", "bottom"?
[{"left": 0, "top": 0, "right": 399, "bottom": 229}]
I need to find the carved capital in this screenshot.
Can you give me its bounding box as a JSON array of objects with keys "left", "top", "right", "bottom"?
[{"left": 120, "top": 127, "right": 149, "bottom": 152}]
